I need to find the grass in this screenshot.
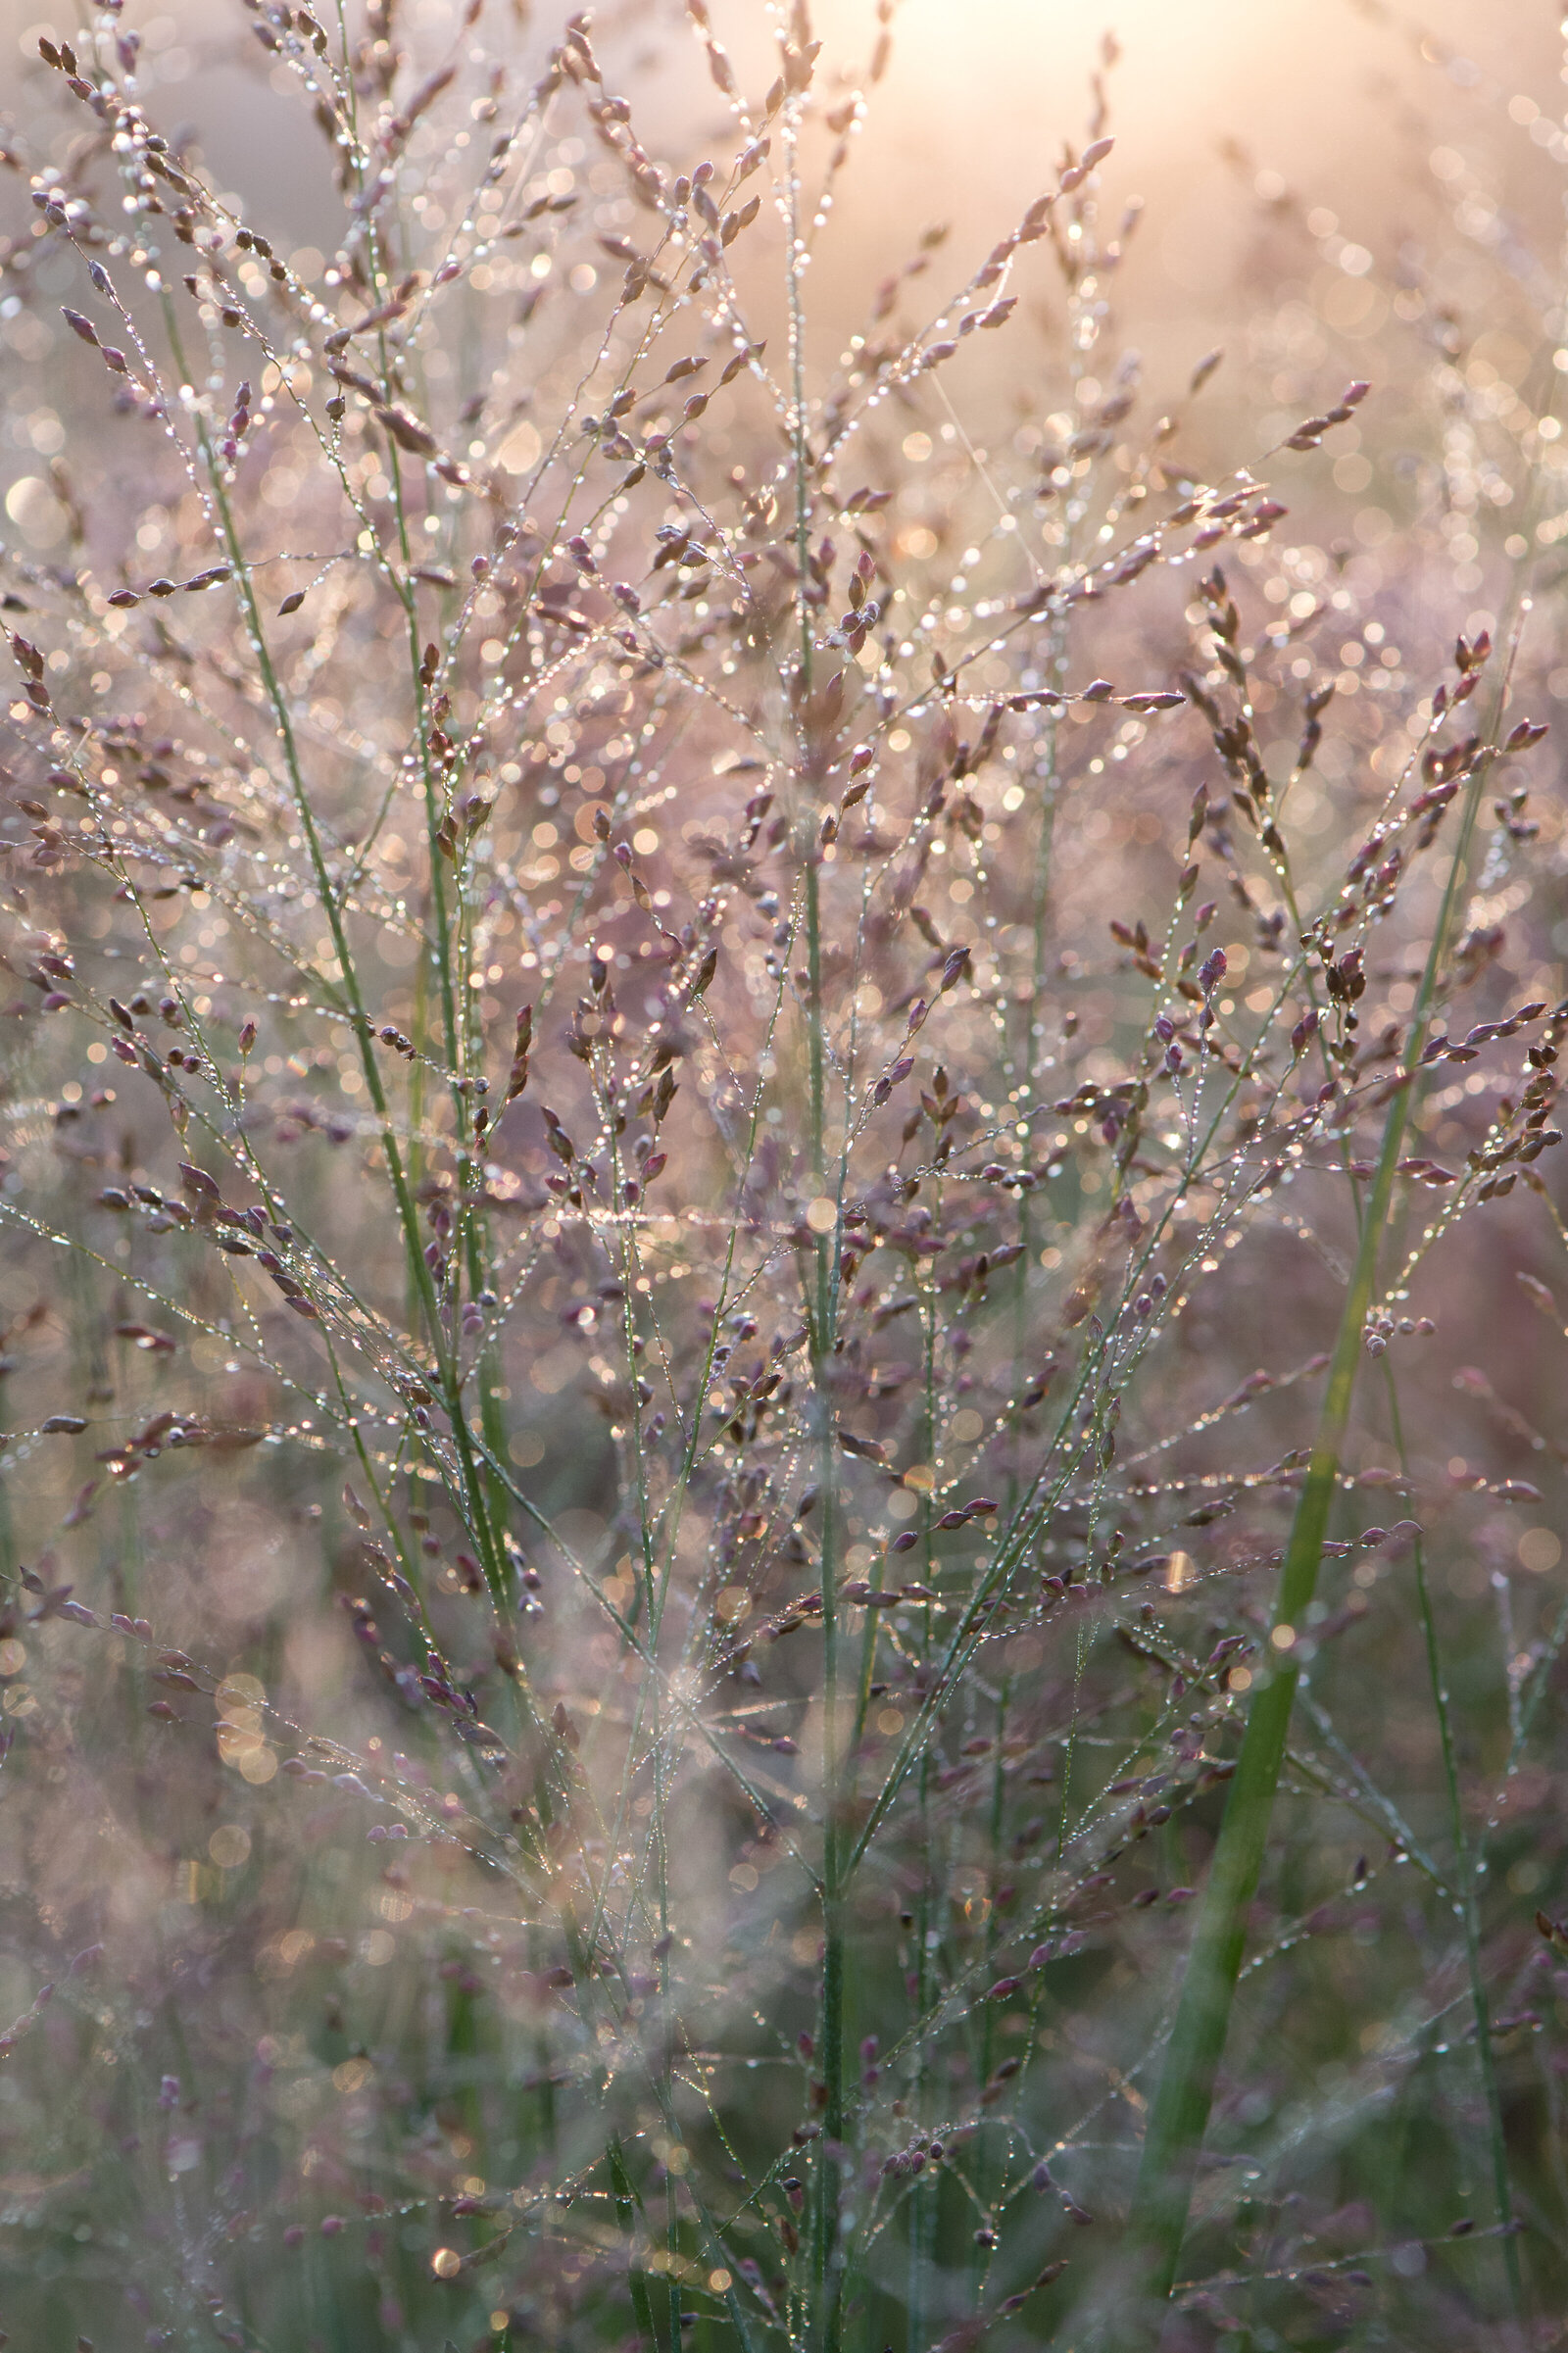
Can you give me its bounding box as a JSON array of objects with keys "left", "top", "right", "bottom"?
[
  {"left": 1125, "top": 582, "right": 1544, "bottom": 2317},
  {"left": 1, "top": 4, "right": 1568, "bottom": 2349}
]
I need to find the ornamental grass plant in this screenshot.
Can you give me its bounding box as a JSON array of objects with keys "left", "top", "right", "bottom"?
[{"left": 4, "top": 4, "right": 1568, "bottom": 2347}]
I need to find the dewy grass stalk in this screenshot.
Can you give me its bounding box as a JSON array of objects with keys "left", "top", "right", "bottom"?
[
  {"left": 1127, "top": 614, "right": 1530, "bottom": 2314},
  {"left": 786, "top": 94, "right": 849, "bottom": 2338},
  {"left": 1125, "top": 677, "right": 1516, "bottom": 2296},
  {"left": 1388, "top": 1374, "right": 1525, "bottom": 2322}
]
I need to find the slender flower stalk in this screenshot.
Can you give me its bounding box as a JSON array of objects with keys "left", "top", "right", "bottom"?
[{"left": 1127, "top": 605, "right": 1534, "bottom": 2312}]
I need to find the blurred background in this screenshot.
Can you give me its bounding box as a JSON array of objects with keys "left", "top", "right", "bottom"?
[{"left": 3, "top": 0, "right": 1562, "bottom": 368}]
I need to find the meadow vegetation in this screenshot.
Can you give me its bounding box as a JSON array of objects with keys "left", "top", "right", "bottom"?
[{"left": 2, "top": 3, "right": 1568, "bottom": 2346}]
